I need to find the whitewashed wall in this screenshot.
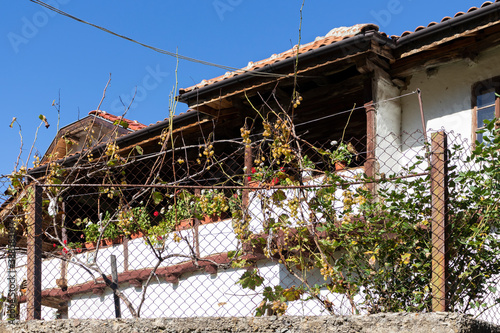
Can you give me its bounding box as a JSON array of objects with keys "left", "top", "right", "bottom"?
[
  {"left": 375, "top": 75, "right": 404, "bottom": 176},
  {"left": 0, "top": 204, "right": 364, "bottom": 320},
  {"left": 400, "top": 45, "right": 500, "bottom": 146},
  {"left": 372, "top": 45, "right": 500, "bottom": 175},
  {"left": 66, "top": 258, "right": 355, "bottom": 319}
]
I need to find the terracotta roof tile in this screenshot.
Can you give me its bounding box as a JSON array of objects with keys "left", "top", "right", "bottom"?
[
  {"left": 89, "top": 109, "right": 199, "bottom": 134},
  {"left": 29, "top": 108, "right": 202, "bottom": 173},
  {"left": 88, "top": 110, "right": 147, "bottom": 131},
  {"left": 181, "top": 23, "right": 379, "bottom": 93},
  {"left": 391, "top": 0, "right": 500, "bottom": 39},
  {"left": 180, "top": 1, "right": 500, "bottom": 95}
]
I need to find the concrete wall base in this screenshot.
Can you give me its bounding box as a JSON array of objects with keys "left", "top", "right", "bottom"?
[{"left": 0, "top": 313, "right": 498, "bottom": 333}]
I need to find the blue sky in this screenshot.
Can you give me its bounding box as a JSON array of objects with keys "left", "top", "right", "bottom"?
[{"left": 0, "top": 0, "right": 480, "bottom": 176}]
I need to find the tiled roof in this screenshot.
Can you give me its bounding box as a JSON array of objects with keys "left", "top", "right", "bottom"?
[
  {"left": 180, "top": 1, "right": 500, "bottom": 95},
  {"left": 181, "top": 23, "right": 379, "bottom": 94},
  {"left": 393, "top": 0, "right": 500, "bottom": 39},
  {"left": 29, "top": 109, "right": 202, "bottom": 175},
  {"left": 88, "top": 110, "right": 147, "bottom": 131}
]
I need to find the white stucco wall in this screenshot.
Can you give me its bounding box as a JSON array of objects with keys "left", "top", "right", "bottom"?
[
  {"left": 375, "top": 76, "right": 404, "bottom": 175},
  {"left": 0, "top": 208, "right": 365, "bottom": 320},
  {"left": 370, "top": 45, "right": 500, "bottom": 174},
  {"left": 66, "top": 259, "right": 352, "bottom": 319},
  {"left": 400, "top": 45, "right": 500, "bottom": 146}
]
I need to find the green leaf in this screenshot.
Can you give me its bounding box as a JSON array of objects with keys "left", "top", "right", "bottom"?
[
  {"left": 152, "top": 192, "right": 163, "bottom": 205},
  {"left": 51, "top": 178, "right": 62, "bottom": 185},
  {"left": 255, "top": 303, "right": 267, "bottom": 317},
  {"left": 236, "top": 269, "right": 264, "bottom": 290},
  {"left": 113, "top": 120, "right": 129, "bottom": 129},
  {"left": 283, "top": 287, "right": 303, "bottom": 301},
  {"left": 278, "top": 214, "right": 289, "bottom": 224},
  {"left": 272, "top": 189, "right": 287, "bottom": 202},
  {"left": 135, "top": 145, "right": 143, "bottom": 155}
]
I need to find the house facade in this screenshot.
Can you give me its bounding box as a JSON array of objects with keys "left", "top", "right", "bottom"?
[{"left": 2, "top": 0, "right": 500, "bottom": 322}]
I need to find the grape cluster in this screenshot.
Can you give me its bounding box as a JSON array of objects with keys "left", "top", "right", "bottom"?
[
  {"left": 240, "top": 127, "right": 252, "bottom": 147},
  {"left": 292, "top": 93, "right": 303, "bottom": 109},
  {"left": 271, "top": 300, "right": 288, "bottom": 315}
]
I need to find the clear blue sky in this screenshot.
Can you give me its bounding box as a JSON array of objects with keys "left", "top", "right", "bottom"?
[{"left": 0, "top": 0, "right": 480, "bottom": 176}]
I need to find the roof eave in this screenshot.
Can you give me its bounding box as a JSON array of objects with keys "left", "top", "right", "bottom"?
[{"left": 177, "top": 31, "right": 394, "bottom": 106}]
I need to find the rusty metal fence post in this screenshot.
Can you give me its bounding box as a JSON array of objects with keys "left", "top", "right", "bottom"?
[
  {"left": 430, "top": 131, "right": 449, "bottom": 312},
  {"left": 242, "top": 144, "right": 252, "bottom": 210},
  {"left": 26, "top": 185, "right": 42, "bottom": 320},
  {"left": 364, "top": 101, "right": 377, "bottom": 194},
  {"left": 7, "top": 216, "right": 18, "bottom": 321}
]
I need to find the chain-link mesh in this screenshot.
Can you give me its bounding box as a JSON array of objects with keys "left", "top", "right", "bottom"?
[{"left": 0, "top": 128, "right": 499, "bottom": 323}]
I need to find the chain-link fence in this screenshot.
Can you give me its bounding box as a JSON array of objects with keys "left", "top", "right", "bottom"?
[{"left": 0, "top": 128, "right": 499, "bottom": 324}]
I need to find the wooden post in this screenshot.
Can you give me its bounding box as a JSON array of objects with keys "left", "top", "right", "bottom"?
[
  {"left": 194, "top": 188, "right": 201, "bottom": 257},
  {"left": 110, "top": 255, "right": 121, "bottom": 318},
  {"left": 242, "top": 144, "right": 252, "bottom": 209},
  {"left": 123, "top": 237, "right": 129, "bottom": 272},
  {"left": 7, "top": 218, "right": 18, "bottom": 321},
  {"left": 430, "top": 131, "right": 449, "bottom": 312},
  {"left": 58, "top": 200, "right": 68, "bottom": 293},
  {"left": 26, "top": 185, "right": 42, "bottom": 320},
  {"left": 364, "top": 101, "right": 377, "bottom": 193}
]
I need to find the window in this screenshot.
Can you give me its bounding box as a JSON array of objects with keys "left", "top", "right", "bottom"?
[{"left": 473, "top": 77, "right": 500, "bottom": 143}]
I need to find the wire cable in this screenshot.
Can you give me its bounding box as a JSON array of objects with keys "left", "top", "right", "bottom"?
[
  {"left": 295, "top": 90, "right": 418, "bottom": 128},
  {"left": 28, "top": 0, "right": 296, "bottom": 79}
]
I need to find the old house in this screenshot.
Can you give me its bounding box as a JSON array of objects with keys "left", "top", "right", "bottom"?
[{"left": 2, "top": 0, "right": 500, "bottom": 322}]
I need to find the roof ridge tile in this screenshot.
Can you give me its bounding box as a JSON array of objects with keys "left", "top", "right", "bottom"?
[
  {"left": 88, "top": 110, "right": 147, "bottom": 131},
  {"left": 180, "top": 23, "right": 378, "bottom": 93}
]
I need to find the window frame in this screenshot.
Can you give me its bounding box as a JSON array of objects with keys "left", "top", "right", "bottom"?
[{"left": 472, "top": 76, "right": 500, "bottom": 143}]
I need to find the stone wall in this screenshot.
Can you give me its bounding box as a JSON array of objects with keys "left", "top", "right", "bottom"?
[{"left": 0, "top": 313, "right": 498, "bottom": 333}]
